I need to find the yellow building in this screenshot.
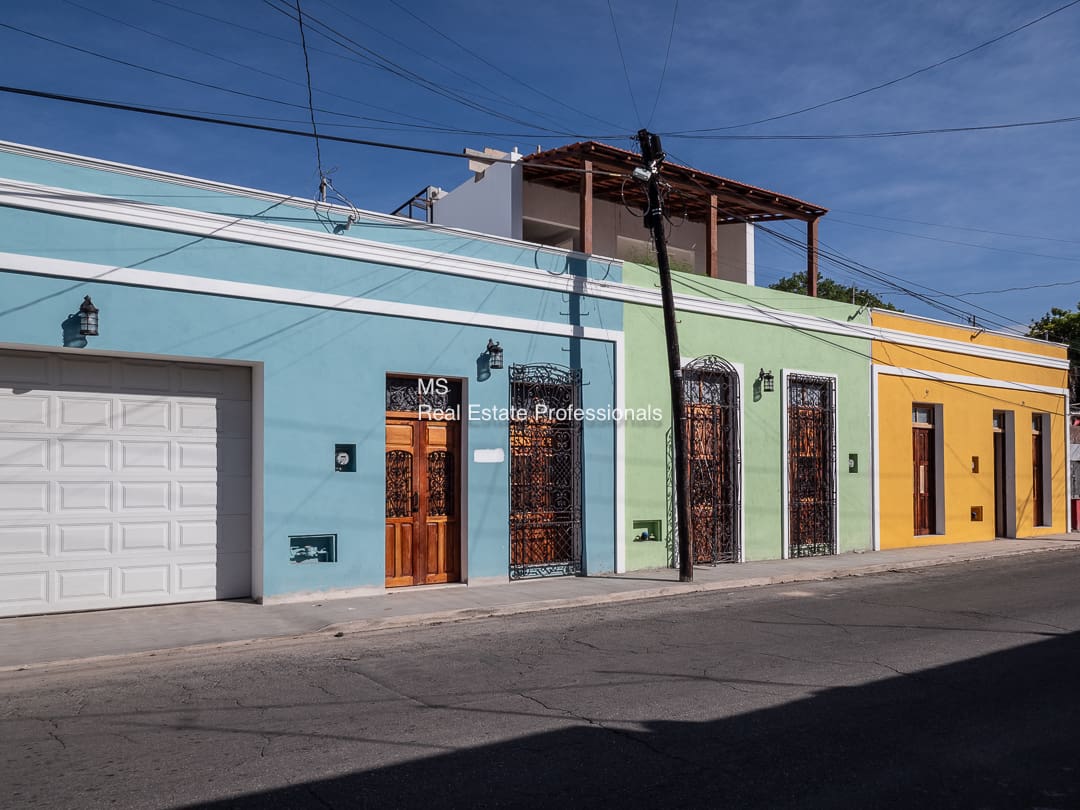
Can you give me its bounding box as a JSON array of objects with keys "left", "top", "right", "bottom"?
[{"left": 871, "top": 311, "right": 1069, "bottom": 549}]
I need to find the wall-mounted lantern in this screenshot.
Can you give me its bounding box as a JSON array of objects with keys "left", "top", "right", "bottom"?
[
  {"left": 78, "top": 296, "right": 99, "bottom": 336},
  {"left": 758, "top": 368, "right": 774, "bottom": 393},
  {"left": 486, "top": 339, "right": 504, "bottom": 370}
]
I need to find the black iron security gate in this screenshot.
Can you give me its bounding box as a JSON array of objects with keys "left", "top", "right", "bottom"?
[
  {"left": 683, "top": 356, "right": 741, "bottom": 564},
  {"left": 509, "top": 364, "right": 583, "bottom": 578},
  {"left": 787, "top": 374, "right": 837, "bottom": 557}
]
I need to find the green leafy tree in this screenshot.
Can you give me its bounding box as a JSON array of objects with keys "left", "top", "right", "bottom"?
[
  {"left": 1029, "top": 304, "right": 1080, "bottom": 399},
  {"left": 768, "top": 272, "right": 901, "bottom": 311}
]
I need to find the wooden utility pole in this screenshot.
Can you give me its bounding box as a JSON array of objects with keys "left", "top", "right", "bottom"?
[{"left": 636, "top": 129, "right": 693, "bottom": 582}]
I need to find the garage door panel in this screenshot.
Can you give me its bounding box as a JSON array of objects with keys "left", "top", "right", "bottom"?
[
  {"left": 0, "top": 570, "right": 48, "bottom": 609},
  {"left": 59, "top": 439, "right": 113, "bottom": 470},
  {"left": 0, "top": 481, "right": 48, "bottom": 512},
  {"left": 120, "top": 565, "right": 169, "bottom": 596},
  {"left": 119, "top": 481, "right": 171, "bottom": 511},
  {"left": 58, "top": 523, "right": 112, "bottom": 554},
  {"left": 120, "top": 441, "right": 170, "bottom": 470},
  {"left": 59, "top": 397, "right": 112, "bottom": 430},
  {"left": 0, "top": 394, "right": 48, "bottom": 430},
  {"left": 0, "top": 354, "right": 252, "bottom": 616},
  {"left": 0, "top": 351, "right": 50, "bottom": 384},
  {"left": 0, "top": 525, "right": 49, "bottom": 556},
  {"left": 121, "top": 399, "right": 171, "bottom": 432},
  {"left": 118, "top": 362, "right": 172, "bottom": 392},
  {"left": 177, "top": 441, "right": 217, "bottom": 470},
  {"left": 58, "top": 356, "right": 112, "bottom": 388},
  {"left": 57, "top": 567, "right": 111, "bottom": 601},
  {"left": 120, "top": 522, "right": 171, "bottom": 551},
  {"left": 0, "top": 437, "right": 49, "bottom": 469},
  {"left": 58, "top": 481, "right": 112, "bottom": 512}
]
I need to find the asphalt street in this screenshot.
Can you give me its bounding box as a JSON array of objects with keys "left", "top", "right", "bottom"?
[{"left": 4, "top": 552, "right": 1080, "bottom": 809}]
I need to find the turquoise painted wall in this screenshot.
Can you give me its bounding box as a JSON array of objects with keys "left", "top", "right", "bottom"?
[
  {"left": 621, "top": 262, "right": 873, "bottom": 569},
  {"left": 0, "top": 145, "right": 622, "bottom": 282},
  {"left": 0, "top": 148, "right": 623, "bottom": 595}
]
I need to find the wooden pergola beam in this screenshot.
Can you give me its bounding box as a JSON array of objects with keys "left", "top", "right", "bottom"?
[
  {"left": 807, "top": 217, "right": 819, "bottom": 297},
  {"left": 706, "top": 194, "right": 718, "bottom": 278},
  {"left": 578, "top": 159, "right": 593, "bottom": 254}
]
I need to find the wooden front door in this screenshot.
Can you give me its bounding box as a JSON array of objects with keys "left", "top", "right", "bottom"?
[
  {"left": 912, "top": 424, "right": 934, "bottom": 535},
  {"left": 994, "top": 429, "right": 1007, "bottom": 537},
  {"left": 385, "top": 417, "right": 460, "bottom": 587}
]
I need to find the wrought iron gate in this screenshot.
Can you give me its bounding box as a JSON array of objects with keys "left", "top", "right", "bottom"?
[
  {"left": 683, "top": 356, "right": 741, "bottom": 564},
  {"left": 787, "top": 374, "right": 837, "bottom": 557},
  {"left": 509, "top": 364, "right": 583, "bottom": 578}
]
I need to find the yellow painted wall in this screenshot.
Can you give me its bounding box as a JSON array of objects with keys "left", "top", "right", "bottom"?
[{"left": 873, "top": 312, "right": 1068, "bottom": 549}]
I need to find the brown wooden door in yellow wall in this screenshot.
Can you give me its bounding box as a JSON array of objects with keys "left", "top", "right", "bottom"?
[
  {"left": 912, "top": 425, "right": 934, "bottom": 535},
  {"left": 385, "top": 417, "right": 460, "bottom": 587}
]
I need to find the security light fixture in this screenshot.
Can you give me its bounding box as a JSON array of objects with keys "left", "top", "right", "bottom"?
[
  {"left": 486, "top": 339, "right": 504, "bottom": 370},
  {"left": 78, "top": 296, "right": 99, "bottom": 336},
  {"left": 759, "top": 368, "right": 775, "bottom": 393}
]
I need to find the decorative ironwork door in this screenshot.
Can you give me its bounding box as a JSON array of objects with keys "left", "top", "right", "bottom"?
[
  {"left": 787, "top": 375, "right": 837, "bottom": 557},
  {"left": 509, "top": 364, "right": 583, "bottom": 579},
  {"left": 385, "top": 376, "right": 461, "bottom": 587},
  {"left": 683, "top": 356, "right": 741, "bottom": 564}
]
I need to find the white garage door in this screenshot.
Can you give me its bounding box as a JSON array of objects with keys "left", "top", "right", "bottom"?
[{"left": 0, "top": 351, "right": 252, "bottom": 616}]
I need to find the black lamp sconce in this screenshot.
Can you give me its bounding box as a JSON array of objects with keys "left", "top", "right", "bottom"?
[
  {"left": 78, "top": 296, "right": 99, "bottom": 336},
  {"left": 486, "top": 339, "right": 504, "bottom": 370},
  {"left": 758, "top": 368, "right": 775, "bottom": 393}
]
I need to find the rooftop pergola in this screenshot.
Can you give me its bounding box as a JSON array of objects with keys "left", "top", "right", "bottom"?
[{"left": 521, "top": 141, "right": 828, "bottom": 295}]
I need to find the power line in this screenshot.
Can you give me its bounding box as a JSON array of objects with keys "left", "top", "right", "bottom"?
[
  {"left": 662, "top": 112, "right": 1080, "bottom": 140},
  {"left": 260, "top": 0, "right": 572, "bottom": 135},
  {"left": 0, "top": 83, "right": 631, "bottom": 178},
  {"left": 61, "top": 0, "right": 452, "bottom": 130},
  {"left": 828, "top": 216, "right": 1080, "bottom": 266},
  {"left": 646, "top": 0, "right": 679, "bottom": 129},
  {"left": 314, "top": 0, "right": 582, "bottom": 135},
  {"left": 606, "top": 0, "right": 643, "bottom": 126},
  {"left": 669, "top": 0, "right": 1080, "bottom": 133},
  {"left": 294, "top": 0, "right": 325, "bottom": 183},
  {"left": 382, "top": 0, "right": 629, "bottom": 134},
  {"left": 829, "top": 208, "right": 1080, "bottom": 247}
]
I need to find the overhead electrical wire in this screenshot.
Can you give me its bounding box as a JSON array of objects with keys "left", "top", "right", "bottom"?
[
  {"left": 645, "top": 0, "right": 679, "bottom": 129},
  {"left": 662, "top": 112, "right": 1080, "bottom": 140},
  {"left": 827, "top": 217, "right": 1080, "bottom": 266},
  {"left": 830, "top": 209, "right": 1080, "bottom": 248},
  {"left": 381, "top": 0, "right": 630, "bottom": 134},
  {"left": 259, "top": 0, "right": 576, "bottom": 136},
  {"left": 606, "top": 0, "right": 643, "bottom": 126},
  {"left": 0, "top": 83, "right": 631, "bottom": 179},
  {"left": 294, "top": 0, "right": 326, "bottom": 183},
  {"left": 60, "top": 0, "right": 452, "bottom": 130},
  {"left": 668, "top": 0, "right": 1080, "bottom": 134},
  {"left": 315, "top": 0, "right": 588, "bottom": 136}
]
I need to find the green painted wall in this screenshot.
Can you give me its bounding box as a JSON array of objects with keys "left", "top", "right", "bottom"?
[{"left": 622, "top": 262, "right": 874, "bottom": 570}]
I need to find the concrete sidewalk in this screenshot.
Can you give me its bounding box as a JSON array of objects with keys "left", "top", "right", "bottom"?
[{"left": 3, "top": 536, "right": 1079, "bottom": 672}]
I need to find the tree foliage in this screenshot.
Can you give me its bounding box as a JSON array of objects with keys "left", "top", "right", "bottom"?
[
  {"left": 1029, "top": 305, "right": 1080, "bottom": 400},
  {"left": 768, "top": 272, "right": 901, "bottom": 311}
]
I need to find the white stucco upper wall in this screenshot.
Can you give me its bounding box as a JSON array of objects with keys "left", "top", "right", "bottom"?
[{"left": 431, "top": 160, "right": 523, "bottom": 240}]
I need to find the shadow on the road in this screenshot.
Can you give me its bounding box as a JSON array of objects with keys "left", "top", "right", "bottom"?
[{"left": 181, "top": 630, "right": 1080, "bottom": 809}]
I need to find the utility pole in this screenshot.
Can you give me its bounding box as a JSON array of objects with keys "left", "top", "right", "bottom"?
[{"left": 636, "top": 129, "right": 693, "bottom": 582}]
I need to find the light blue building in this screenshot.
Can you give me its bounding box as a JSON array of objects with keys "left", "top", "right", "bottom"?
[{"left": 0, "top": 141, "right": 625, "bottom": 615}]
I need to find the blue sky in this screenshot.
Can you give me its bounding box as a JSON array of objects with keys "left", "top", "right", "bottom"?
[{"left": 2, "top": 0, "right": 1079, "bottom": 333}]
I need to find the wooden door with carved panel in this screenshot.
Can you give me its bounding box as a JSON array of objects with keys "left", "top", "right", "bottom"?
[{"left": 385, "top": 376, "right": 461, "bottom": 587}]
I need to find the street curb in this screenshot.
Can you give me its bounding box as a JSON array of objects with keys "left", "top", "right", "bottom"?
[
  {"left": 317, "top": 542, "right": 1080, "bottom": 636},
  {"left": 3, "top": 542, "right": 1077, "bottom": 674}
]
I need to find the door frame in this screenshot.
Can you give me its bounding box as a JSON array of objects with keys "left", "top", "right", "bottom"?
[
  {"left": 384, "top": 373, "right": 466, "bottom": 587},
  {"left": 781, "top": 370, "right": 839, "bottom": 558},
  {"left": 993, "top": 409, "right": 1017, "bottom": 538}
]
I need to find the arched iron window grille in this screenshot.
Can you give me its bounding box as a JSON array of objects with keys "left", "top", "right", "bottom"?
[{"left": 681, "top": 356, "right": 742, "bottom": 564}]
